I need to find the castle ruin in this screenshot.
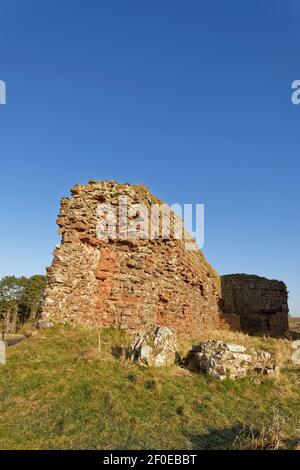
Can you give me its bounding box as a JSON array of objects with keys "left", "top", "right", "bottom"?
[
  {"left": 40, "top": 181, "right": 289, "bottom": 337},
  {"left": 41, "top": 181, "right": 221, "bottom": 336},
  {"left": 221, "top": 274, "right": 289, "bottom": 335}
]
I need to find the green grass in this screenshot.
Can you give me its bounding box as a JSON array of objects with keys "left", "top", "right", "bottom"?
[{"left": 0, "top": 325, "right": 300, "bottom": 450}]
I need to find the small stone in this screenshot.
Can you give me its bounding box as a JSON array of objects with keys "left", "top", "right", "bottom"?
[
  {"left": 126, "top": 260, "right": 142, "bottom": 269},
  {"left": 23, "top": 330, "right": 38, "bottom": 338},
  {"left": 251, "top": 378, "right": 262, "bottom": 385}
]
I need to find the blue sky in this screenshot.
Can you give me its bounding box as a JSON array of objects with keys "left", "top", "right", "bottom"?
[{"left": 0, "top": 0, "right": 299, "bottom": 314}]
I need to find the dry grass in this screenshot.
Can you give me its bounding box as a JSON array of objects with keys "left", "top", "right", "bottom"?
[
  {"left": 232, "top": 408, "right": 290, "bottom": 450},
  {"left": 289, "top": 317, "right": 300, "bottom": 333}
]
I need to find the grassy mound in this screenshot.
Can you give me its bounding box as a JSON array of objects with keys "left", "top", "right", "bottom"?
[{"left": 0, "top": 326, "right": 300, "bottom": 450}]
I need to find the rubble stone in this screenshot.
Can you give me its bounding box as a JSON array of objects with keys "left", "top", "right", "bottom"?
[{"left": 183, "top": 340, "right": 279, "bottom": 380}]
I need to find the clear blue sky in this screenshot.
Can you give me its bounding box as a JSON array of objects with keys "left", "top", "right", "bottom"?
[{"left": 0, "top": 0, "right": 299, "bottom": 315}]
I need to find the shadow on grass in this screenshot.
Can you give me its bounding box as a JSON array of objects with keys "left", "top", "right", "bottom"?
[
  {"left": 111, "top": 346, "right": 125, "bottom": 359},
  {"left": 188, "top": 425, "right": 300, "bottom": 450},
  {"left": 188, "top": 425, "right": 245, "bottom": 450}
]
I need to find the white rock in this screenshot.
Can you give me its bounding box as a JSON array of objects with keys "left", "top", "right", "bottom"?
[
  {"left": 128, "top": 324, "right": 178, "bottom": 368},
  {"left": 227, "top": 343, "right": 246, "bottom": 353},
  {"left": 233, "top": 353, "right": 252, "bottom": 363}
]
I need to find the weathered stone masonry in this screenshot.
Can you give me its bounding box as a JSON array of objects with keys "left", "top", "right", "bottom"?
[
  {"left": 41, "top": 181, "right": 222, "bottom": 336},
  {"left": 41, "top": 180, "right": 289, "bottom": 337},
  {"left": 221, "top": 274, "right": 289, "bottom": 335}
]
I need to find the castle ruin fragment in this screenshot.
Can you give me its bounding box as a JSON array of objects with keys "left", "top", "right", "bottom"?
[{"left": 40, "top": 181, "right": 289, "bottom": 337}]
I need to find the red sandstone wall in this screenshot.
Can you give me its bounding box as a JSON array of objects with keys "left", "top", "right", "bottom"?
[{"left": 41, "top": 181, "right": 221, "bottom": 336}]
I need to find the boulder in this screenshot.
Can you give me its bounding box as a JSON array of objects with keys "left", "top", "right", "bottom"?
[
  {"left": 128, "top": 324, "right": 178, "bottom": 367},
  {"left": 183, "top": 340, "right": 278, "bottom": 380}
]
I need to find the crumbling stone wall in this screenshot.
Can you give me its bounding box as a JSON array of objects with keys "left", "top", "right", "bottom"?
[
  {"left": 41, "top": 180, "right": 221, "bottom": 336},
  {"left": 221, "top": 274, "right": 289, "bottom": 335}
]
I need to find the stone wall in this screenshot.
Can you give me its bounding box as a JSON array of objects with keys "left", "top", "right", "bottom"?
[
  {"left": 41, "top": 180, "right": 222, "bottom": 336},
  {"left": 221, "top": 274, "right": 289, "bottom": 335}
]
